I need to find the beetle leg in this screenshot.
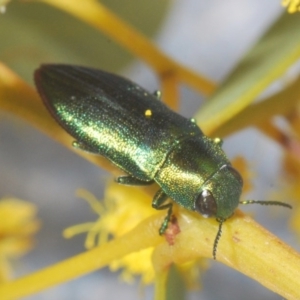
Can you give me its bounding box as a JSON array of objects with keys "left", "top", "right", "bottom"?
[
  {"left": 152, "top": 189, "right": 173, "bottom": 235},
  {"left": 116, "top": 176, "right": 154, "bottom": 186}
]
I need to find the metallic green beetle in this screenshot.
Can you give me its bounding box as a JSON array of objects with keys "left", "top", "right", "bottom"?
[{"left": 34, "top": 64, "right": 290, "bottom": 259}]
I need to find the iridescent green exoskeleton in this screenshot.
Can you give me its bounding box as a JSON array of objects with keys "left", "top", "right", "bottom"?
[{"left": 34, "top": 64, "right": 291, "bottom": 259}]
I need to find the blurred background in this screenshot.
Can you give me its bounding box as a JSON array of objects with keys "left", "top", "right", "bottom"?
[{"left": 0, "top": 0, "right": 298, "bottom": 299}]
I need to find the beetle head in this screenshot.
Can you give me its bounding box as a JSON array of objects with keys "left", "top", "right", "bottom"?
[{"left": 194, "top": 164, "right": 243, "bottom": 220}]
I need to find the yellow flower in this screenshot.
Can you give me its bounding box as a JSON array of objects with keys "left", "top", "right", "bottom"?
[
  {"left": 0, "top": 198, "right": 40, "bottom": 282},
  {"left": 282, "top": 0, "right": 300, "bottom": 13},
  {"left": 64, "top": 182, "right": 184, "bottom": 284},
  {"left": 64, "top": 184, "right": 208, "bottom": 286},
  {"left": 64, "top": 184, "right": 156, "bottom": 284}
]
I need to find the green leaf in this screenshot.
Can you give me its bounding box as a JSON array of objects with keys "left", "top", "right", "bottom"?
[
  {"left": 213, "top": 75, "right": 300, "bottom": 137},
  {"left": 195, "top": 12, "right": 300, "bottom": 135},
  {"left": 0, "top": 0, "right": 169, "bottom": 83}
]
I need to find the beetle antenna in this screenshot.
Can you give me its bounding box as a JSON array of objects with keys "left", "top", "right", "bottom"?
[
  {"left": 240, "top": 200, "right": 292, "bottom": 209},
  {"left": 213, "top": 218, "right": 224, "bottom": 260}
]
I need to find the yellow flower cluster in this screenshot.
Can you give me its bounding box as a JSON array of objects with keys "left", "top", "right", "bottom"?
[
  {"left": 64, "top": 185, "right": 156, "bottom": 284},
  {"left": 64, "top": 183, "right": 208, "bottom": 286},
  {"left": 0, "top": 198, "right": 40, "bottom": 282},
  {"left": 282, "top": 0, "right": 300, "bottom": 13}
]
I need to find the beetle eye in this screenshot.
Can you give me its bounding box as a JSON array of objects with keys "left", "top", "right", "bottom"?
[{"left": 194, "top": 190, "right": 217, "bottom": 217}]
